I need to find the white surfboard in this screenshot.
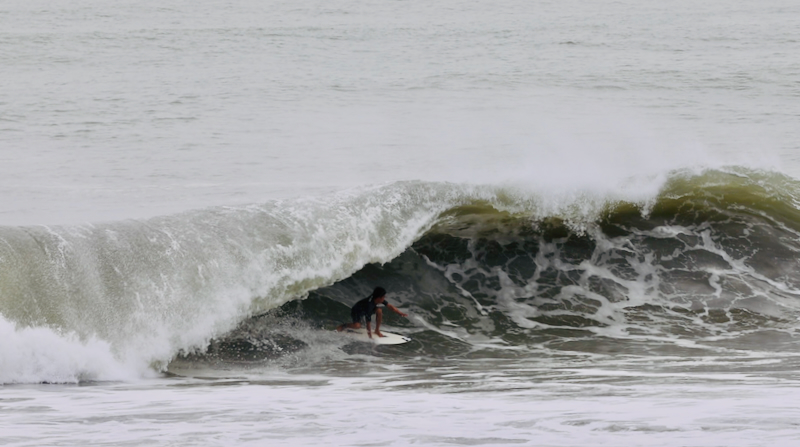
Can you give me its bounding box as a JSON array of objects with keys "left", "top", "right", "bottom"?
[{"left": 341, "top": 327, "right": 411, "bottom": 345}]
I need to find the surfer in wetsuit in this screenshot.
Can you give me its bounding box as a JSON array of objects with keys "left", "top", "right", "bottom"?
[{"left": 336, "top": 287, "right": 408, "bottom": 338}]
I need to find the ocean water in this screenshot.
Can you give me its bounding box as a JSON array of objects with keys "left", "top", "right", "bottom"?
[{"left": 2, "top": 0, "right": 800, "bottom": 445}]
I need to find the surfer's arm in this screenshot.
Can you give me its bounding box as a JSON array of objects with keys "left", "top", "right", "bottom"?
[
  {"left": 385, "top": 303, "right": 408, "bottom": 318},
  {"left": 366, "top": 321, "right": 373, "bottom": 338}
]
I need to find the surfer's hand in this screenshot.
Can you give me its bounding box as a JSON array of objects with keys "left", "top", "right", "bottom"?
[{"left": 399, "top": 312, "right": 408, "bottom": 318}]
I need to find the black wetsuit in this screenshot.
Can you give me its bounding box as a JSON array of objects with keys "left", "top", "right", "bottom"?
[{"left": 350, "top": 297, "right": 388, "bottom": 324}]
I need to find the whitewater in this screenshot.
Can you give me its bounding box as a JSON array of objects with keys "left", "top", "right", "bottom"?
[{"left": 2, "top": 0, "right": 800, "bottom": 445}]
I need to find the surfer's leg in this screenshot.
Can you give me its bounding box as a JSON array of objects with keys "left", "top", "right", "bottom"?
[
  {"left": 336, "top": 321, "right": 362, "bottom": 331},
  {"left": 375, "top": 308, "right": 384, "bottom": 336},
  {"left": 339, "top": 311, "right": 366, "bottom": 331}
]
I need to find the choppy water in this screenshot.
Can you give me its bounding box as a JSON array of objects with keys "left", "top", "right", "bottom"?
[{"left": 3, "top": 0, "right": 800, "bottom": 445}]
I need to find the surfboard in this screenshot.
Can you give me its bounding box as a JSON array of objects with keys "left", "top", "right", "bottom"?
[{"left": 341, "top": 327, "right": 411, "bottom": 345}]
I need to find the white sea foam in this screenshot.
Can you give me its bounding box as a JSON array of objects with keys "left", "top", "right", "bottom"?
[
  {"left": 0, "top": 315, "right": 138, "bottom": 383},
  {"left": 4, "top": 368, "right": 800, "bottom": 447}
]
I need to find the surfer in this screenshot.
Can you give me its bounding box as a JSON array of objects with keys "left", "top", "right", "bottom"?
[{"left": 336, "top": 287, "right": 408, "bottom": 338}]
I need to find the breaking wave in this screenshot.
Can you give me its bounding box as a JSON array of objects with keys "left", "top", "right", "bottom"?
[{"left": 3, "top": 167, "right": 800, "bottom": 382}]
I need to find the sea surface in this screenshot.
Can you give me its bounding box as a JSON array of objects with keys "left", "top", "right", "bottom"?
[{"left": 2, "top": 1, "right": 800, "bottom": 445}]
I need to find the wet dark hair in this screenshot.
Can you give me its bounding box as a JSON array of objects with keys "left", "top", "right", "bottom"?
[{"left": 369, "top": 287, "right": 386, "bottom": 301}]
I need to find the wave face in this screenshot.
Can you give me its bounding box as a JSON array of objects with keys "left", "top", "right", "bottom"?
[
  {"left": 4, "top": 168, "right": 800, "bottom": 382},
  {"left": 404, "top": 169, "right": 800, "bottom": 354}
]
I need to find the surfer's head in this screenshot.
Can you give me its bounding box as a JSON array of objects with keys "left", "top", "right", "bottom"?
[{"left": 370, "top": 287, "right": 386, "bottom": 302}]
